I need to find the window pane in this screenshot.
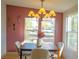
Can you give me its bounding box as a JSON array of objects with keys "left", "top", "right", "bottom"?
[
  {"left": 68, "top": 32, "right": 77, "bottom": 47},
  {"left": 67, "top": 16, "right": 72, "bottom": 32},
  {"left": 72, "top": 15, "right": 78, "bottom": 32},
  {"left": 25, "top": 18, "right": 38, "bottom": 30}
]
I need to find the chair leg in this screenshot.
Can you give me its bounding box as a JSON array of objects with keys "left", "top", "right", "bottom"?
[{"left": 25, "top": 56, "right": 26, "bottom": 59}]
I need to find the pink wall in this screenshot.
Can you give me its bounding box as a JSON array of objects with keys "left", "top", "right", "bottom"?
[{"left": 7, "top": 5, "right": 63, "bottom": 52}]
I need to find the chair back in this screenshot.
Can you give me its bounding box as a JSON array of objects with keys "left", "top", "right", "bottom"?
[
  {"left": 58, "top": 42, "right": 64, "bottom": 56},
  {"left": 31, "top": 48, "right": 50, "bottom": 59},
  {"left": 15, "top": 41, "right": 21, "bottom": 55}
]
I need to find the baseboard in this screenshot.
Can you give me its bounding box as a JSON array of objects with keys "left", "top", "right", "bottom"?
[{"left": 7, "top": 52, "right": 17, "bottom": 54}]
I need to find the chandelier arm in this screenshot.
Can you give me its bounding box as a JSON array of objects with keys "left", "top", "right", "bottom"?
[{"left": 41, "top": 0, "right": 44, "bottom": 8}]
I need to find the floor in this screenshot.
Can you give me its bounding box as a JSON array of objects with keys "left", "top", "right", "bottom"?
[
  {"left": 2, "top": 52, "right": 64, "bottom": 59},
  {"left": 2, "top": 52, "right": 20, "bottom": 59},
  {"left": 2, "top": 52, "right": 33, "bottom": 59}
]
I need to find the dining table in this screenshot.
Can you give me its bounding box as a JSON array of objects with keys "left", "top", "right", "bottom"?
[{"left": 20, "top": 43, "right": 59, "bottom": 59}]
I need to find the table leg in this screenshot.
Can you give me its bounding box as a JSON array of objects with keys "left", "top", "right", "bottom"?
[{"left": 20, "top": 50, "right": 22, "bottom": 59}]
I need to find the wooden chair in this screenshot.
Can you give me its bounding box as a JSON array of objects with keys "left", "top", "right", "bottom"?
[
  {"left": 52, "top": 42, "right": 64, "bottom": 59},
  {"left": 31, "top": 48, "right": 51, "bottom": 59}
]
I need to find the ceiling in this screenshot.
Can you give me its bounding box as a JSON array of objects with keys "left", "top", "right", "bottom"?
[{"left": 4, "top": 0, "right": 78, "bottom": 12}]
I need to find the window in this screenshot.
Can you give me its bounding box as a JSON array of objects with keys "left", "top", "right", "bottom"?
[
  {"left": 66, "top": 14, "right": 78, "bottom": 51},
  {"left": 24, "top": 18, "right": 38, "bottom": 43},
  {"left": 41, "top": 18, "right": 55, "bottom": 43},
  {"left": 24, "top": 18, "right": 55, "bottom": 44}
]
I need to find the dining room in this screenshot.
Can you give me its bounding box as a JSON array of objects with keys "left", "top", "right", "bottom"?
[{"left": 1, "top": 0, "right": 78, "bottom": 59}]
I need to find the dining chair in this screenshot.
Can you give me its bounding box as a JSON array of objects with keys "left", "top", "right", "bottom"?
[
  {"left": 31, "top": 48, "right": 51, "bottom": 59},
  {"left": 15, "top": 41, "right": 31, "bottom": 59},
  {"left": 58, "top": 42, "right": 64, "bottom": 57},
  {"left": 15, "top": 41, "right": 21, "bottom": 55},
  {"left": 52, "top": 42, "right": 64, "bottom": 59}
]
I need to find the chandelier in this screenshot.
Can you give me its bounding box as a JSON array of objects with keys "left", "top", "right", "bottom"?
[{"left": 28, "top": 0, "right": 56, "bottom": 18}]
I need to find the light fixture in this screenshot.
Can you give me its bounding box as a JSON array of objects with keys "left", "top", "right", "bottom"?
[{"left": 28, "top": 0, "right": 56, "bottom": 18}]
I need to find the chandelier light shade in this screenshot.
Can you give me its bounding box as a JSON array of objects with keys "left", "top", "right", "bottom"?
[
  {"left": 49, "top": 10, "right": 56, "bottom": 16},
  {"left": 44, "top": 13, "right": 50, "bottom": 18},
  {"left": 28, "top": 11, "right": 35, "bottom": 17},
  {"left": 38, "top": 8, "right": 46, "bottom": 14},
  {"left": 34, "top": 14, "right": 40, "bottom": 18}
]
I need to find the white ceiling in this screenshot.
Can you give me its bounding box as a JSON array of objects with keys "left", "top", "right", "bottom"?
[{"left": 4, "top": 0, "right": 78, "bottom": 12}]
